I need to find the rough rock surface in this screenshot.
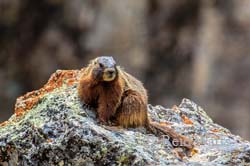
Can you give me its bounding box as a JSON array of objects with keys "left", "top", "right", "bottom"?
[{"left": 0, "top": 70, "right": 249, "bottom": 166}]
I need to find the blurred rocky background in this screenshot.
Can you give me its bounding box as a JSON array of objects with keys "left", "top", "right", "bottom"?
[{"left": 0, "top": 0, "right": 249, "bottom": 140}]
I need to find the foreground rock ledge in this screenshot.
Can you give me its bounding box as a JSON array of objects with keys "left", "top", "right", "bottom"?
[{"left": 0, "top": 70, "right": 249, "bottom": 166}]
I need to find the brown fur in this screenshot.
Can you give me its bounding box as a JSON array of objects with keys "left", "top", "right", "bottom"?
[
  {"left": 78, "top": 66, "right": 123, "bottom": 123},
  {"left": 115, "top": 90, "right": 148, "bottom": 128},
  {"left": 78, "top": 57, "right": 193, "bottom": 149}
]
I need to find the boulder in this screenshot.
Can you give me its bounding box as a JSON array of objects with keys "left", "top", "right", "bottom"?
[{"left": 0, "top": 70, "right": 249, "bottom": 165}]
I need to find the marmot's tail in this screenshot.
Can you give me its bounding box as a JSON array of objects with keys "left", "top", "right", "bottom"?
[{"left": 147, "top": 121, "right": 194, "bottom": 150}]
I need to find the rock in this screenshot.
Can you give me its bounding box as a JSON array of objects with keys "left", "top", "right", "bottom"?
[{"left": 0, "top": 70, "right": 249, "bottom": 166}]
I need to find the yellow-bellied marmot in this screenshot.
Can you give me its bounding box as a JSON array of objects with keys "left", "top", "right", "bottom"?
[{"left": 78, "top": 56, "right": 193, "bottom": 150}]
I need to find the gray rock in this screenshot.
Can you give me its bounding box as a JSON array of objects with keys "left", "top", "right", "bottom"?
[{"left": 0, "top": 77, "right": 249, "bottom": 165}]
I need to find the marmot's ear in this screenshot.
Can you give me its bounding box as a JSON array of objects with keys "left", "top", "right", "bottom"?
[{"left": 89, "top": 59, "right": 97, "bottom": 66}]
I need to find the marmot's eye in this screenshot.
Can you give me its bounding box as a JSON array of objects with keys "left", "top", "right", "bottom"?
[{"left": 99, "top": 63, "right": 104, "bottom": 68}]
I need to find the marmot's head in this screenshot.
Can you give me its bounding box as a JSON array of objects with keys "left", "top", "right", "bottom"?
[{"left": 90, "top": 56, "right": 118, "bottom": 82}]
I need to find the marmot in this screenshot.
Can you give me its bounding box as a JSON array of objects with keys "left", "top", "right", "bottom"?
[{"left": 78, "top": 56, "right": 193, "bottom": 150}]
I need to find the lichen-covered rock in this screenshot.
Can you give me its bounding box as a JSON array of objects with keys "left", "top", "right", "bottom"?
[{"left": 0, "top": 70, "right": 249, "bottom": 166}]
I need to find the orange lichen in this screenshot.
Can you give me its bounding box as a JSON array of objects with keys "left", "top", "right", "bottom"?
[
  {"left": 0, "top": 121, "right": 8, "bottom": 127},
  {"left": 13, "top": 70, "right": 81, "bottom": 119},
  {"left": 210, "top": 129, "right": 223, "bottom": 133},
  {"left": 47, "top": 139, "right": 53, "bottom": 143},
  {"left": 172, "top": 105, "right": 181, "bottom": 113},
  {"left": 159, "top": 121, "right": 172, "bottom": 126},
  {"left": 15, "top": 108, "right": 25, "bottom": 117},
  {"left": 0, "top": 120, "right": 14, "bottom": 128},
  {"left": 67, "top": 78, "right": 76, "bottom": 86},
  {"left": 190, "top": 148, "right": 199, "bottom": 156},
  {"left": 181, "top": 114, "right": 193, "bottom": 125}
]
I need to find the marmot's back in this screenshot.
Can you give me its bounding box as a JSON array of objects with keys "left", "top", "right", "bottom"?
[{"left": 118, "top": 67, "right": 148, "bottom": 102}]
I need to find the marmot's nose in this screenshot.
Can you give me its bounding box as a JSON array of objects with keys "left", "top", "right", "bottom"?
[
  {"left": 105, "top": 68, "right": 116, "bottom": 75},
  {"left": 108, "top": 70, "right": 114, "bottom": 75}
]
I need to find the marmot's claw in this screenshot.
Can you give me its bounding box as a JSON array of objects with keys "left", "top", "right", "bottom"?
[{"left": 82, "top": 103, "right": 91, "bottom": 110}]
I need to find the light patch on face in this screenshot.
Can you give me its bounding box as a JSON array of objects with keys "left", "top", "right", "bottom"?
[{"left": 103, "top": 72, "right": 116, "bottom": 81}]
